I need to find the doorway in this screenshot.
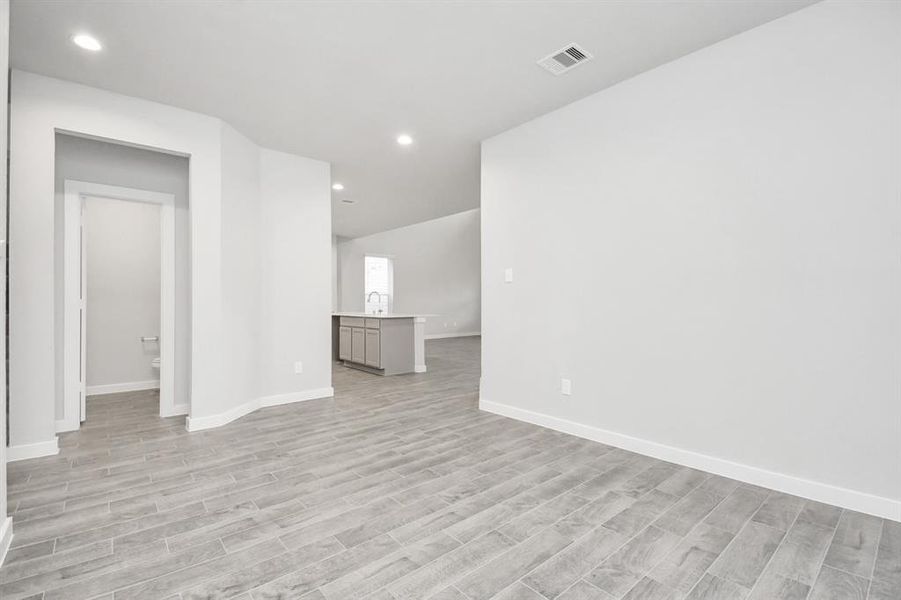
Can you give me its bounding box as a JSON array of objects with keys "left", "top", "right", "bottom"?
[{"left": 61, "top": 181, "right": 176, "bottom": 429}]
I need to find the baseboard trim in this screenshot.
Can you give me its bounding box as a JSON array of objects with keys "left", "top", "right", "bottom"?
[
  {"left": 479, "top": 397, "right": 901, "bottom": 522},
  {"left": 186, "top": 399, "right": 258, "bottom": 432},
  {"left": 86, "top": 380, "right": 160, "bottom": 395},
  {"left": 55, "top": 417, "right": 79, "bottom": 433},
  {"left": 186, "top": 387, "right": 335, "bottom": 432},
  {"left": 0, "top": 517, "right": 12, "bottom": 567},
  {"left": 8, "top": 437, "right": 60, "bottom": 462},
  {"left": 425, "top": 332, "right": 481, "bottom": 340},
  {"left": 161, "top": 403, "right": 189, "bottom": 418},
  {"left": 258, "top": 387, "right": 336, "bottom": 408}
]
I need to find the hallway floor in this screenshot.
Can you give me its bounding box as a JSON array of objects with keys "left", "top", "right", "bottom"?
[{"left": 3, "top": 337, "right": 899, "bottom": 600}]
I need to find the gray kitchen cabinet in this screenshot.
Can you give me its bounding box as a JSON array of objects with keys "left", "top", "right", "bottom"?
[
  {"left": 351, "top": 327, "right": 366, "bottom": 363},
  {"left": 338, "top": 326, "right": 352, "bottom": 360},
  {"left": 332, "top": 314, "right": 424, "bottom": 376},
  {"left": 365, "top": 329, "right": 381, "bottom": 368}
]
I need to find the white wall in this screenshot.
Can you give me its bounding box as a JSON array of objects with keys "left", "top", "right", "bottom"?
[
  {"left": 54, "top": 134, "right": 190, "bottom": 408},
  {"left": 0, "top": 0, "right": 12, "bottom": 566},
  {"left": 217, "top": 130, "right": 334, "bottom": 414},
  {"left": 331, "top": 235, "right": 339, "bottom": 311},
  {"left": 338, "top": 209, "right": 481, "bottom": 337},
  {"left": 481, "top": 0, "right": 901, "bottom": 520},
  {"left": 9, "top": 71, "right": 332, "bottom": 450},
  {"left": 259, "top": 149, "right": 333, "bottom": 401},
  {"left": 84, "top": 197, "right": 161, "bottom": 389},
  {"left": 219, "top": 123, "right": 261, "bottom": 417}
]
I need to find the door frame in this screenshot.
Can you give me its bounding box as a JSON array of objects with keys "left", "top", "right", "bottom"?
[{"left": 61, "top": 180, "right": 177, "bottom": 430}]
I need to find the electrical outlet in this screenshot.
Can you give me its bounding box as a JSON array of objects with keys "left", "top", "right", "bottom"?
[
  {"left": 504, "top": 268, "right": 514, "bottom": 283},
  {"left": 294, "top": 361, "right": 304, "bottom": 374},
  {"left": 561, "top": 378, "right": 572, "bottom": 396}
]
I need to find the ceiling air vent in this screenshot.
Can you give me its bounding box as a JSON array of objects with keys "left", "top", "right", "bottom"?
[{"left": 537, "top": 43, "right": 593, "bottom": 75}]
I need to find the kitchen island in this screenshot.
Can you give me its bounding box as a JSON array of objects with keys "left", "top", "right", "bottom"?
[{"left": 332, "top": 313, "right": 427, "bottom": 375}]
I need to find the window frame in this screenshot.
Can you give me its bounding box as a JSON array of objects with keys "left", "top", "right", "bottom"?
[{"left": 363, "top": 254, "right": 394, "bottom": 315}]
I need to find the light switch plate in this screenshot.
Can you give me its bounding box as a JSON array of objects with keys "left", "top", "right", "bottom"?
[
  {"left": 294, "top": 361, "right": 304, "bottom": 374},
  {"left": 561, "top": 379, "right": 572, "bottom": 395},
  {"left": 504, "top": 268, "right": 514, "bottom": 283}
]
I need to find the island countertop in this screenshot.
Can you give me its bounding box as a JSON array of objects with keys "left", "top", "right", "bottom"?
[{"left": 332, "top": 312, "right": 429, "bottom": 319}]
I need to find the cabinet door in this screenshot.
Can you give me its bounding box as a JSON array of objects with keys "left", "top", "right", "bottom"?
[
  {"left": 338, "top": 326, "right": 352, "bottom": 360},
  {"left": 351, "top": 327, "right": 366, "bottom": 364},
  {"left": 365, "top": 329, "right": 381, "bottom": 368}
]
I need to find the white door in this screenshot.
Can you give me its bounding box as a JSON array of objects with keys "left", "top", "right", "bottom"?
[
  {"left": 79, "top": 201, "right": 87, "bottom": 422},
  {"left": 64, "top": 189, "right": 87, "bottom": 429}
]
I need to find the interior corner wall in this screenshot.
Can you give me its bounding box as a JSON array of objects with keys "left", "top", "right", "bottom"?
[
  {"left": 53, "top": 134, "right": 191, "bottom": 413},
  {"left": 259, "top": 149, "right": 333, "bottom": 402},
  {"left": 219, "top": 122, "right": 261, "bottom": 413},
  {"left": 338, "top": 208, "right": 481, "bottom": 337},
  {"left": 481, "top": 0, "right": 901, "bottom": 520},
  {"left": 331, "top": 235, "right": 339, "bottom": 312}
]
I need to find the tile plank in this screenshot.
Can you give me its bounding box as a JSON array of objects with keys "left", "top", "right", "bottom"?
[
  {"left": 455, "top": 528, "right": 572, "bottom": 600},
  {"left": 557, "top": 580, "right": 615, "bottom": 600},
  {"left": 822, "top": 510, "right": 882, "bottom": 578},
  {"left": 523, "top": 525, "right": 627, "bottom": 599},
  {"left": 873, "top": 519, "right": 901, "bottom": 588},
  {"left": 764, "top": 520, "right": 834, "bottom": 586},
  {"left": 807, "top": 566, "right": 869, "bottom": 600},
  {"left": 751, "top": 493, "right": 804, "bottom": 532},
  {"left": 388, "top": 531, "right": 515, "bottom": 600},
  {"left": 684, "top": 573, "right": 748, "bottom": 600},
  {"left": 587, "top": 526, "right": 681, "bottom": 598},
  {"left": 708, "top": 521, "right": 784, "bottom": 589},
  {"left": 647, "top": 523, "right": 733, "bottom": 596},
  {"left": 703, "top": 487, "right": 768, "bottom": 534}
]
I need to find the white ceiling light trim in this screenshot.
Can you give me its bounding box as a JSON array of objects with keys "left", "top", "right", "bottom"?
[
  {"left": 396, "top": 134, "right": 413, "bottom": 146},
  {"left": 72, "top": 33, "right": 102, "bottom": 51},
  {"left": 332, "top": 183, "right": 344, "bottom": 190}
]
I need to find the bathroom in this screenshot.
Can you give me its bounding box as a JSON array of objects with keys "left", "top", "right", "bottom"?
[
  {"left": 83, "top": 195, "right": 162, "bottom": 414},
  {"left": 53, "top": 133, "right": 191, "bottom": 428}
]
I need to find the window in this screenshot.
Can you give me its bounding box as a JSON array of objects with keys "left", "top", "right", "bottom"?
[{"left": 364, "top": 255, "right": 393, "bottom": 314}]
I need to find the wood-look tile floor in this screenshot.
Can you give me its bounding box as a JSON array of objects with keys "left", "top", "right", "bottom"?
[{"left": 4, "top": 337, "right": 899, "bottom": 600}]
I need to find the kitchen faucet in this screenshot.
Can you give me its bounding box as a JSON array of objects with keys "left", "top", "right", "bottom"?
[{"left": 367, "top": 291, "right": 384, "bottom": 314}]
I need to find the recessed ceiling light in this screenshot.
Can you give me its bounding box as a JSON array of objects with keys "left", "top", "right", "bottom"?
[
  {"left": 332, "top": 183, "right": 344, "bottom": 191},
  {"left": 396, "top": 134, "right": 413, "bottom": 146},
  {"left": 72, "top": 34, "right": 102, "bottom": 52}
]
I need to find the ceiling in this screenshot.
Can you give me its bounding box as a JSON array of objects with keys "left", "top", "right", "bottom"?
[{"left": 11, "top": 0, "right": 816, "bottom": 238}]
